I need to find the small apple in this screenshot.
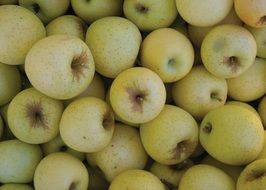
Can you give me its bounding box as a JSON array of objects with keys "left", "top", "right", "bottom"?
[
  {"left": 85, "top": 16, "right": 141, "bottom": 78},
  {"left": 34, "top": 152, "right": 89, "bottom": 190},
  {"left": 25, "top": 34, "right": 95, "bottom": 100},
  {"left": 46, "top": 15, "right": 88, "bottom": 41},
  {"left": 0, "top": 5, "right": 46, "bottom": 65},
  {"left": 140, "top": 104, "right": 198, "bottom": 165},
  {"left": 0, "top": 139, "right": 42, "bottom": 183},
  {"left": 123, "top": 0, "right": 178, "bottom": 31},
  {"left": 18, "top": 0, "right": 70, "bottom": 24},
  {"left": 71, "top": 0, "right": 123, "bottom": 24},
  {"left": 201, "top": 24, "right": 257, "bottom": 78},
  {"left": 7, "top": 87, "right": 64, "bottom": 144},
  {"left": 60, "top": 97, "right": 115, "bottom": 153},
  {"left": 110, "top": 67, "right": 166, "bottom": 124},
  {"left": 140, "top": 27, "right": 194, "bottom": 83},
  {"left": 0, "top": 184, "right": 34, "bottom": 190},
  {"left": 258, "top": 96, "right": 266, "bottom": 127}
]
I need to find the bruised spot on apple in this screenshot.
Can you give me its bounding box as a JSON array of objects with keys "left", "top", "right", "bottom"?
[
  {"left": 223, "top": 56, "right": 240, "bottom": 73},
  {"left": 135, "top": 3, "right": 149, "bottom": 14},
  {"left": 126, "top": 87, "right": 147, "bottom": 114},
  {"left": 256, "top": 15, "right": 266, "bottom": 27},
  {"left": 245, "top": 170, "right": 266, "bottom": 182},
  {"left": 172, "top": 140, "right": 197, "bottom": 161},
  {"left": 71, "top": 51, "right": 89, "bottom": 82}
]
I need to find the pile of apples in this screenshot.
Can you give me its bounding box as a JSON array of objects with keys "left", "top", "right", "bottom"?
[{"left": 0, "top": 0, "right": 266, "bottom": 189}]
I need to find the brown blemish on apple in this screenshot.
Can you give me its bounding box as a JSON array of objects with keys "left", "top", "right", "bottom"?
[
  {"left": 102, "top": 110, "right": 114, "bottom": 130},
  {"left": 71, "top": 51, "right": 89, "bottom": 82},
  {"left": 256, "top": 16, "right": 266, "bottom": 27},
  {"left": 171, "top": 140, "right": 197, "bottom": 160},
  {"left": 246, "top": 169, "right": 266, "bottom": 182},
  {"left": 25, "top": 100, "right": 48, "bottom": 129},
  {"left": 223, "top": 56, "right": 240, "bottom": 73},
  {"left": 202, "top": 122, "right": 212, "bottom": 134},
  {"left": 126, "top": 87, "right": 147, "bottom": 113},
  {"left": 135, "top": 3, "right": 149, "bottom": 13},
  {"left": 160, "top": 179, "right": 176, "bottom": 190},
  {"left": 69, "top": 182, "right": 77, "bottom": 190}
]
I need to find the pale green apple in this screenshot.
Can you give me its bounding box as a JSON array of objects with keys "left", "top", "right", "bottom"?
[
  {"left": 46, "top": 15, "right": 88, "bottom": 41},
  {"left": 200, "top": 105, "right": 264, "bottom": 165},
  {"left": 0, "top": 0, "right": 18, "bottom": 4},
  {"left": 0, "top": 62, "right": 21, "bottom": 106},
  {"left": 0, "top": 5, "right": 46, "bottom": 65},
  {"left": 60, "top": 97, "right": 115, "bottom": 153},
  {"left": 172, "top": 65, "right": 227, "bottom": 120},
  {"left": 109, "top": 169, "right": 165, "bottom": 190},
  {"left": 110, "top": 67, "right": 166, "bottom": 124},
  {"left": 258, "top": 96, "right": 266, "bottom": 127},
  {"left": 227, "top": 57, "right": 266, "bottom": 101},
  {"left": 19, "top": 0, "right": 70, "bottom": 24},
  {"left": 0, "top": 184, "right": 34, "bottom": 190},
  {"left": 7, "top": 87, "right": 64, "bottom": 144},
  {"left": 25, "top": 34, "right": 95, "bottom": 100},
  {"left": 140, "top": 27, "right": 194, "bottom": 83},
  {"left": 176, "top": 0, "right": 233, "bottom": 27},
  {"left": 86, "top": 123, "right": 148, "bottom": 182},
  {"left": 71, "top": 0, "right": 123, "bottom": 24},
  {"left": 41, "top": 135, "right": 85, "bottom": 161},
  {"left": 237, "top": 159, "right": 266, "bottom": 190},
  {"left": 178, "top": 164, "right": 235, "bottom": 190},
  {"left": 149, "top": 159, "right": 194, "bottom": 189},
  {"left": 140, "top": 104, "right": 198, "bottom": 165},
  {"left": 34, "top": 152, "right": 89, "bottom": 190},
  {"left": 87, "top": 165, "right": 109, "bottom": 190},
  {"left": 245, "top": 24, "right": 266, "bottom": 58},
  {"left": 201, "top": 24, "right": 257, "bottom": 78},
  {"left": 123, "top": 0, "right": 178, "bottom": 31},
  {"left": 85, "top": 16, "right": 141, "bottom": 78},
  {"left": 0, "top": 139, "right": 42, "bottom": 183},
  {"left": 225, "top": 101, "right": 259, "bottom": 118}
]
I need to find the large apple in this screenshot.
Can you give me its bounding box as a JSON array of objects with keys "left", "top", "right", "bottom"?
[
  {"left": 140, "top": 27, "right": 194, "bottom": 83},
  {"left": 0, "top": 5, "right": 46, "bottom": 65},
  {"left": 85, "top": 16, "right": 141, "bottom": 78},
  {"left": 110, "top": 67, "right": 166, "bottom": 124},
  {"left": 25, "top": 34, "right": 95, "bottom": 100},
  {"left": 123, "top": 0, "right": 178, "bottom": 31},
  {"left": 19, "top": 0, "right": 70, "bottom": 24}
]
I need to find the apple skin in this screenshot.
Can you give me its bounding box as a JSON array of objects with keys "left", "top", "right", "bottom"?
[
  {"left": 71, "top": 0, "right": 123, "bottom": 24},
  {"left": 237, "top": 159, "right": 266, "bottom": 190},
  {"left": 258, "top": 96, "right": 266, "bottom": 127},
  {"left": 86, "top": 16, "right": 141, "bottom": 78},
  {"left": 200, "top": 105, "right": 264, "bottom": 165},
  {"left": 25, "top": 34, "right": 95, "bottom": 100},
  {"left": 19, "top": 0, "right": 70, "bottom": 24},
  {"left": 140, "top": 104, "right": 198, "bottom": 165},
  {"left": 123, "top": 0, "right": 178, "bottom": 31},
  {"left": 86, "top": 123, "right": 148, "bottom": 182},
  {"left": 7, "top": 87, "right": 64, "bottom": 144},
  {"left": 140, "top": 27, "right": 194, "bottom": 83},
  {"left": 0, "top": 184, "right": 34, "bottom": 190},
  {"left": 33, "top": 152, "right": 89, "bottom": 190},
  {"left": 110, "top": 67, "right": 166, "bottom": 124},
  {"left": 109, "top": 169, "right": 165, "bottom": 190},
  {"left": 225, "top": 101, "right": 260, "bottom": 118},
  {"left": 201, "top": 24, "right": 257, "bottom": 78},
  {"left": 60, "top": 97, "right": 115, "bottom": 153},
  {"left": 0, "top": 139, "right": 42, "bottom": 183},
  {"left": 46, "top": 15, "right": 88, "bottom": 41},
  {"left": 0, "top": 5, "right": 46, "bottom": 65},
  {"left": 172, "top": 65, "right": 227, "bottom": 120}
]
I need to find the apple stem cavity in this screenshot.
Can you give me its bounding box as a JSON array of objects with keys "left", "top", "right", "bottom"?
[
  {"left": 257, "top": 15, "right": 266, "bottom": 27},
  {"left": 172, "top": 140, "right": 196, "bottom": 160},
  {"left": 210, "top": 92, "right": 223, "bottom": 102},
  {"left": 102, "top": 111, "right": 114, "bottom": 130},
  {"left": 135, "top": 3, "right": 149, "bottom": 13},
  {"left": 126, "top": 87, "right": 147, "bottom": 113},
  {"left": 168, "top": 58, "right": 176, "bottom": 67},
  {"left": 246, "top": 170, "right": 266, "bottom": 181},
  {"left": 69, "top": 182, "right": 77, "bottom": 190},
  {"left": 223, "top": 56, "right": 240, "bottom": 73},
  {"left": 71, "top": 51, "right": 89, "bottom": 82},
  {"left": 203, "top": 122, "right": 212, "bottom": 134}
]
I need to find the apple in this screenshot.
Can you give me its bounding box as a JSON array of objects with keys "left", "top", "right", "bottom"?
[
  {"left": 237, "top": 159, "right": 266, "bottom": 190},
  {"left": 0, "top": 5, "right": 46, "bottom": 65},
  {"left": 60, "top": 97, "right": 115, "bottom": 153},
  {"left": 110, "top": 67, "right": 166, "bottom": 124},
  {"left": 71, "top": 0, "right": 123, "bottom": 24},
  {"left": 172, "top": 65, "right": 227, "bottom": 120},
  {"left": 200, "top": 105, "right": 264, "bottom": 165},
  {"left": 0, "top": 184, "right": 34, "bottom": 190},
  {"left": 109, "top": 169, "right": 165, "bottom": 190},
  {"left": 123, "top": 0, "right": 178, "bottom": 31},
  {"left": 234, "top": 0, "right": 266, "bottom": 28},
  {"left": 226, "top": 57, "right": 266, "bottom": 102},
  {"left": 0, "top": 62, "right": 21, "bottom": 106},
  {"left": 25, "top": 34, "right": 95, "bottom": 100},
  {"left": 201, "top": 24, "right": 257, "bottom": 78},
  {"left": 140, "top": 27, "right": 194, "bottom": 83},
  {"left": 34, "top": 152, "right": 89, "bottom": 190},
  {"left": 140, "top": 104, "right": 198, "bottom": 165},
  {"left": 85, "top": 16, "right": 141, "bottom": 78},
  {"left": 46, "top": 15, "right": 88, "bottom": 41},
  {"left": 18, "top": 0, "right": 70, "bottom": 24},
  {"left": 178, "top": 164, "right": 235, "bottom": 190},
  {"left": 175, "top": 0, "right": 233, "bottom": 27},
  {"left": 0, "top": 139, "right": 42, "bottom": 183},
  {"left": 258, "top": 96, "right": 266, "bottom": 127},
  {"left": 7, "top": 87, "right": 64, "bottom": 144},
  {"left": 86, "top": 123, "right": 148, "bottom": 182}
]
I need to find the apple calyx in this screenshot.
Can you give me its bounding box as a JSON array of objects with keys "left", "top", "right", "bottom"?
[
  {"left": 256, "top": 15, "right": 266, "bottom": 27},
  {"left": 246, "top": 169, "right": 266, "bottom": 182},
  {"left": 102, "top": 111, "right": 114, "bottom": 130},
  {"left": 71, "top": 51, "right": 89, "bottom": 82},
  {"left": 69, "top": 182, "right": 77, "bottom": 190},
  {"left": 172, "top": 140, "right": 196, "bottom": 160},
  {"left": 210, "top": 92, "right": 223, "bottom": 102},
  {"left": 126, "top": 87, "right": 147, "bottom": 113},
  {"left": 26, "top": 100, "right": 48, "bottom": 129},
  {"left": 202, "top": 122, "right": 212, "bottom": 134},
  {"left": 135, "top": 3, "right": 149, "bottom": 13},
  {"left": 223, "top": 56, "right": 240, "bottom": 73},
  {"left": 168, "top": 58, "right": 176, "bottom": 67}
]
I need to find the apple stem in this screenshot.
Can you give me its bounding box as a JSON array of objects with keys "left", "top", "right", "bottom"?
[{"left": 135, "top": 3, "right": 148, "bottom": 13}]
